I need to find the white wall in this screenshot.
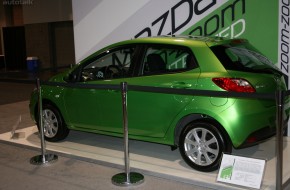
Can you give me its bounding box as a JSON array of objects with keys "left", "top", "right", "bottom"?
[
  {"left": 72, "top": 0, "right": 227, "bottom": 62},
  {"left": 73, "top": 0, "right": 150, "bottom": 62}
]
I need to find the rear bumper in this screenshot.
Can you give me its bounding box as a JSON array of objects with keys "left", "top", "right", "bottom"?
[
  {"left": 237, "top": 117, "right": 289, "bottom": 149},
  {"left": 215, "top": 98, "right": 289, "bottom": 149}
]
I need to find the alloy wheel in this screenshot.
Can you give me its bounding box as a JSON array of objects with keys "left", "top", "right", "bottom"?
[
  {"left": 42, "top": 109, "right": 59, "bottom": 138},
  {"left": 183, "top": 127, "right": 219, "bottom": 166}
]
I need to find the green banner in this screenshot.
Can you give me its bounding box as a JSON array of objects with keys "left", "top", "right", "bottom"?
[{"left": 182, "top": 0, "right": 278, "bottom": 63}]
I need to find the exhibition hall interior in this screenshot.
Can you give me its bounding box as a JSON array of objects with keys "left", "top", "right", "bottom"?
[{"left": 0, "top": 0, "right": 290, "bottom": 190}]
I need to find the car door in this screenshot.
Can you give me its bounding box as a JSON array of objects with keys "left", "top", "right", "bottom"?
[
  {"left": 125, "top": 45, "right": 201, "bottom": 138},
  {"left": 63, "top": 45, "right": 137, "bottom": 132}
]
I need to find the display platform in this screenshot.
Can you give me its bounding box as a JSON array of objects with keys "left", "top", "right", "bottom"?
[{"left": 0, "top": 126, "right": 289, "bottom": 190}]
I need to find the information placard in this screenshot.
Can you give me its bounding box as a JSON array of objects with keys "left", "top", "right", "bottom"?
[{"left": 217, "top": 154, "right": 266, "bottom": 189}]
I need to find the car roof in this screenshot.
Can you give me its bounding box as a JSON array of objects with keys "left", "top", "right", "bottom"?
[
  {"left": 81, "top": 35, "right": 247, "bottom": 64},
  {"left": 114, "top": 35, "right": 244, "bottom": 47}
]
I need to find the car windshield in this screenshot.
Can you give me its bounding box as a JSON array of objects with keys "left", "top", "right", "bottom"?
[{"left": 210, "top": 42, "right": 282, "bottom": 75}]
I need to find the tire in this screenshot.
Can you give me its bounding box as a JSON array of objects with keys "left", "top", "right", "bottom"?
[
  {"left": 179, "top": 121, "right": 231, "bottom": 172},
  {"left": 37, "top": 104, "right": 69, "bottom": 142}
]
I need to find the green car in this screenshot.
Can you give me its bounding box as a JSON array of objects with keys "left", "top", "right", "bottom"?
[{"left": 29, "top": 36, "right": 288, "bottom": 172}]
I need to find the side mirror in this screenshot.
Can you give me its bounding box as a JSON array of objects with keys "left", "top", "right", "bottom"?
[
  {"left": 64, "top": 66, "right": 82, "bottom": 83},
  {"left": 69, "top": 73, "right": 77, "bottom": 81},
  {"left": 64, "top": 73, "right": 77, "bottom": 83}
]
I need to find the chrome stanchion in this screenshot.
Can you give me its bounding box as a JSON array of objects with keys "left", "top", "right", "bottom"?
[
  {"left": 30, "top": 78, "right": 58, "bottom": 165},
  {"left": 275, "top": 90, "right": 284, "bottom": 190},
  {"left": 112, "top": 82, "right": 144, "bottom": 186}
]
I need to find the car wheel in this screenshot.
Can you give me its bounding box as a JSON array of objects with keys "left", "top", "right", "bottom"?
[
  {"left": 179, "top": 121, "right": 230, "bottom": 172},
  {"left": 37, "top": 104, "right": 69, "bottom": 142}
]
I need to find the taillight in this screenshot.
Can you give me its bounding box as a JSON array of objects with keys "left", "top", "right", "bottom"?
[{"left": 212, "top": 78, "right": 256, "bottom": 93}]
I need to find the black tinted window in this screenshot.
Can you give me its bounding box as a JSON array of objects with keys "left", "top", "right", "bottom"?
[
  {"left": 141, "top": 46, "right": 197, "bottom": 76},
  {"left": 81, "top": 47, "right": 135, "bottom": 81},
  {"left": 211, "top": 43, "right": 281, "bottom": 75}
]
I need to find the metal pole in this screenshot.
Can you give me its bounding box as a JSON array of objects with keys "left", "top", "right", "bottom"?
[
  {"left": 0, "top": 29, "right": 6, "bottom": 72},
  {"left": 276, "top": 90, "right": 284, "bottom": 190},
  {"left": 112, "top": 82, "right": 144, "bottom": 186},
  {"left": 122, "top": 82, "right": 130, "bottom": 182},
  {"left": 4, "top": 56, "right": 6, "bottom": 72},
  {"left": 30, "top": 78, "right": 58, "bottom": 165},
  {"left": 37, "top": 78, "right": 46, "bottom": 162}
]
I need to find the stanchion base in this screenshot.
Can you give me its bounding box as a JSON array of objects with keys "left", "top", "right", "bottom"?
[
  {"left": 30, "top": 154, "right": 58, "bottom": 165},
  {"left": 112, "top": 172, "right": 144, "bottom": 187}
]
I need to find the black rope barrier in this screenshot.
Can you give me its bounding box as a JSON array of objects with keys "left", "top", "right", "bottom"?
[
  {"left": 40, "top": 81, "right": 277, "bottom": 100},
  {"left": 41, "top": 81, "right": 120, "bottom": 90},
  {"left": 129, "top": 85, "right": 276, "bottom": 100},
  {"left": 37, "top": 79, "right": 289, "bottom": 189}
]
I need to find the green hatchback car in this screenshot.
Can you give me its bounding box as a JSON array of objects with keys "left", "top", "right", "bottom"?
[{"left": 30, "top": 36, "right": 288, "bottom": 172}]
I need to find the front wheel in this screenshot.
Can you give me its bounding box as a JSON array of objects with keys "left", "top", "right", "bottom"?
[
  {"left": 179, "top": 122, "right": 231, "bottom": 172},
  {"left": 37, "top": 104, "right": 69, "bottom": 142}
]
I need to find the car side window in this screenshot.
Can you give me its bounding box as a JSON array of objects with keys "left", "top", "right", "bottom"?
[
  {"left": 81, "top": 47, "right": 135, "bottom": 81},
  {"left": 142, "top": 46, "right": 197, "bottom": 76}
]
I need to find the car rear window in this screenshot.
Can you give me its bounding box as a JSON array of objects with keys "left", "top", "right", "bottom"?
[{"left": 210, "top": 42, "right": 282, "bottom": 75}]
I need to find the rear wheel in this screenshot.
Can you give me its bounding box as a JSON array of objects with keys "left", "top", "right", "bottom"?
[
  {"left": 37, "top": 104, "right": 69, "bottom": 142},
  {"left": 179, "top": 121, "right": 230, "bottom": 172}
]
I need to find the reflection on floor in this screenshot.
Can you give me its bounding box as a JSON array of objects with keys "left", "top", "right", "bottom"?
[{"left": 0, "top": 126, "right": 289, "bottom": 190}]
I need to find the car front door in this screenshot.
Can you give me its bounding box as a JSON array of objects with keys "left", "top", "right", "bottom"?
[{"left": 63, "top": 45, "right": 137, "bottom": 132}]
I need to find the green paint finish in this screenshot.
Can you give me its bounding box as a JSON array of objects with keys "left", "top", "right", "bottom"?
[{"left": 30, "top": 36, "right": 287, "bottom": 150}]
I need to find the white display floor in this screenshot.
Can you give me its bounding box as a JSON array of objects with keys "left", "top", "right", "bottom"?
[{"left": 0, "top": 126, "right": 289, "bottom": 190}]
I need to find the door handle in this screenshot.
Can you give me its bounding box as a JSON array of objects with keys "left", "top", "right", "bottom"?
[{"left": 171, "top": 82, "right": 192, "bottom": 89}]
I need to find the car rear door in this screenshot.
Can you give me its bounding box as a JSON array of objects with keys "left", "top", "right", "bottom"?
[{"left": 122, "top": 45, "right": 201, "bottom": 138}]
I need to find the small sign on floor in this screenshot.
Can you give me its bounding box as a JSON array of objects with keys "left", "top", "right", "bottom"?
[{"left": 217, "top": 153, "right": 266, "bottom": 189}]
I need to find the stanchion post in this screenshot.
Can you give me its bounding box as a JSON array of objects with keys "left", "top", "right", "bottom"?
[
  {"left": 123, "top": 82, "right": 130, "bottom": 182},
  {"left": 112, "top": 82, "right": 144, "bottom": 186},
  {"left": 38, "top": 78, "right": 46, "bottom": 161},
  {"left": 30, "top": 78, "right": 58, "bottom": 165},
  {"left": 275, "top": 90, "right": 284, "bottom": 190}
]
